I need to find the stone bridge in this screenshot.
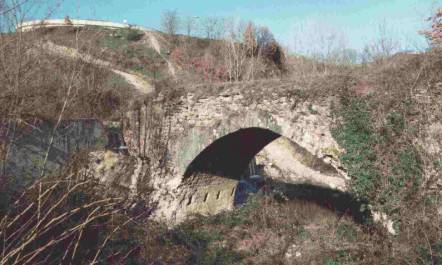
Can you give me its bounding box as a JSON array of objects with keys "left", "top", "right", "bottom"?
[
  {"left": 2, "top": 20, "right": 404, "bottom": 232},
  {"left": 119, "top": 83, "right": 350, "bottom": 223},
  {"left": 4, "top": 81, "right": 397, "bottom": 230},
  {"left": 3, "top": 82, "right": 352, "bottom": 224}
]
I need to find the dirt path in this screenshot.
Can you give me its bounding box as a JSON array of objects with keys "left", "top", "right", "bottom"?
[
  {"left": 111, "top": 69, "right": 153, "bottom": 94},
  {"left": 40, "top": 42, "right": 154, "bottom": 94},
  {"left": 144, "top": 31, "right": 177, "bottom": 78}
]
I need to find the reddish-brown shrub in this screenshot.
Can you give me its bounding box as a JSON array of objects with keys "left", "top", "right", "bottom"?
[
  {"left": 421, "top": 8, "right": 442, "bottom": 46},
  {"left": 260, "top": 41, "right": 285, "bottom": 71},
  {"left": 190, "top": 53, "right": 227, "bottom": 82}
]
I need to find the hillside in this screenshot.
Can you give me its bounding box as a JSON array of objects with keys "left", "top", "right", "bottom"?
[{"left": 0, "top": 20, "right": 441, "bottom": 265}]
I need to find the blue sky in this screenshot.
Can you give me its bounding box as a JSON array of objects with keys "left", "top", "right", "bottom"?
[{"left": 39, "top": 0, "right": 440, "bottom": 54}]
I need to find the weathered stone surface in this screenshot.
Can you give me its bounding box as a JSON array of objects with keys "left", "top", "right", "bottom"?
[
  {"left": 4, "top": 84, "right": 405, "bottom": 229},
  {"left": 119, "top": 85, "right": 351, "bottom": 224},
  {"left": 256, "top": 137, "right": 346, "bottom": 191}
]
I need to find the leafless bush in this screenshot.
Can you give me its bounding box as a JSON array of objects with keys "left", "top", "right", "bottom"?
[
  {"left": 0, "top": 0, "right": 136, "bottom": 179},
  {"left": 420, "top": 8, "right": 442, "bottom": 47},
  {"left": 183, "top": 15, "right": 196, "bottom": 37},
  {"left": 201, "top": 17, "right": 225, "bottom": 40},
  {"left": 223, "top": 19, "right": 248, "bottom": 81},
  {"left": 362, "top": 21, "right": 401, "bottom": 64},
  {"left": 220, "top": 20, "right": 286, "bottom": 82},
  {"left": 0, "top": 162, "right": 150, "bottom": 265},
  {"left": 0, "top": 4, "right": 147, "bottom": 264},
  {"left": 161, "top": 9, "right": 180, "bottom": 40}
]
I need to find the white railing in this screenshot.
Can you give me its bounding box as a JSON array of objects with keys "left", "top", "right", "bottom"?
[{"left": 16, "top": 19, "right": 151, "bottom": 32}]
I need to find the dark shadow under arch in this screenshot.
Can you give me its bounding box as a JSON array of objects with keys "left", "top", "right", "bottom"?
[
  {"left": 271, "top": 182, "right": 372, "bottom": 226},
  {"left": 183, "top": 127, "right": 378, "bottom": 229},
  {"left": 184, "top": 127, "right": 281, "bottom": 179}
]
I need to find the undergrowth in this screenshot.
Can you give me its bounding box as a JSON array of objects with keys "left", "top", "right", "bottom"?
[
  {"left": 330, "top": 75, "right": 441, "bottom": 264},
  {"left": 332, "top": 97, "right": 380, "bottom": 199},
  {"left": 332, "top": 95, "right": 423, "bottom": 215}
]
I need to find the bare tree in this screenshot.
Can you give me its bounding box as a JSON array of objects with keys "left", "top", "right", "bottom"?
[
  {"left": 183, "top": 16, "right": 196, "bottom": 37},
  {"left": 257, "top": 26, "right": 275, "bottom": 47},
  {"left": 223, "top": 19, "right": 248, "bottom": 81},
  {"left": 339, "top": 48, "right": 358, "bottom": 65},
  {"left": 213, "top": 17, "right": 226, "bottom": 39},
  {"left": 243, "top": 22, "right": 258, "bottom": 56},
  {"left": 202, "top": 17, "right": 223, "bottom": 39},
  {"left": 360, "top": 44, "right": 372, "bottom": 65},
  {"left": 243, "top": 21, "right": 258, "bottom": 80},
  {"left": 291, "top": 21, "right": 348, "bottom": 73},
  {"left": 0, "top": 2, "right": 156, "bottom": 263},
  {"left": 161, "top": 9, "right": 180, "bottom": 37},
  {"left": 358, "top": 20, "right": 401, "bottom": 64},
  {"left": 203, "top": 17, "right": 214, "bottom": 39},
  {"left": 370, "top": 20, "right": 400, "bottom": 59}
]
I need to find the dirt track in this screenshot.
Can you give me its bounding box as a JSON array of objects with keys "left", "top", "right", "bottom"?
[{"left": 40, "top": 41, "right": 155, "bottom": 94}]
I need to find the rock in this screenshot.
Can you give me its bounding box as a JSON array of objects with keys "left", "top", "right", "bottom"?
[
  {"left": 284, "top": 244, "right": 302, "bottom": 264},
  {"left": 372, "top": 209, "right": 397, "bottom": 235}
]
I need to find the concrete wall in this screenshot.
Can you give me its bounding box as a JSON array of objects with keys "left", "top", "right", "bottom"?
[
  {"left": 2, "top": 120, "right": 107, "bottom": 179},
  {"left": 16, "top": 19, "right": 151, "bottom": 32}
]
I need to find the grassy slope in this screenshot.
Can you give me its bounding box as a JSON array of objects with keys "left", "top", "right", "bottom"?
[{"left": 37, "top": 27, "right": 171, "bottom": 82}]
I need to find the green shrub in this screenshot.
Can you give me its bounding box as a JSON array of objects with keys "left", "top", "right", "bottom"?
[
  {"left": 209, "top": 195, "right": 259, "bottom": 227},
  {"left": 324, "top": 257, "right": 341, "bottom": 265},
  {"left": 379, "top": 145, "right": 423, "bottom": 213},
  {"left": 336, "top": 224, "right": 356, "bottom": 242},
  {"left": 386, "top": 112, "right": 405, "bottom": 134},
  {"left": 433, "top": 159, "right": 441, "bottom": 169},
  {"left": 124, "top": 46, "right": 136, "bottom": 58},
  {"left": 101, "top": 28, "right": 142, "bottom": 51},
  {"left": 169, "top": 224, "right": 222, "bottom": 247},
  {"left": 297, "top": 226, "right": 309, "bottom": 241},
  {"left": 101, "top": 35, "right": 128, "bottom": 50},
  {"left": 125, "top": 29, "right": 143, "bottom": 41},
  {"left": 324, "top": 251, "right": 355, "bottom": 265},
  {"left": 332, "top": 96, "right": 423, "bottom": 209},
  {"left": 332, "top": 98, "right": 379, "bottom": 198},
  {"left": 392, "top": 147, "right": 422, "bottom": 189},
  {"left": 192, "top": 247, "right": 243, "bottom": 265},
  {"left": 166, "top": 223, "right": 243, "bottom": 265},
  {"left": 417, "top": 240, "right": 442, "bottom": 265}
]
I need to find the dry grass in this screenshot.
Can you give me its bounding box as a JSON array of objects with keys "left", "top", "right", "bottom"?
[
  {"left": 0, "top": 7, "right": 441, "bottom": 264},
  {"left": 0, "top": 171, "right": 125, "bottom": 264},
  {"left": 134, "top": 193, "right": 388, "bottom": 265},
  {"left": 0, "top": 30, "right": 135, "bottom": 121}
]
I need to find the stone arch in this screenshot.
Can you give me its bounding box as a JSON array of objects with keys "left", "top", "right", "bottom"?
[
  {"left": 174, "top": 109, "right": 283, "bottom": 176},
  {"left": 182, "top": 127, "right": 347, "bottom": 191},
  {"left": 175, "top": 127, "right": 381, "bottom": 228},
  {"left": 184, "top": 127, "right": 280, "bottom": 179}
]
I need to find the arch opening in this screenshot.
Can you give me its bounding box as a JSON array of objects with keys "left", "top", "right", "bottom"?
[
  {"left": 183, "top": 127, "right": 281, "bottom": 180},
  {"left": 181, "top": 127, "right": 375, "bottom": 227}
]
